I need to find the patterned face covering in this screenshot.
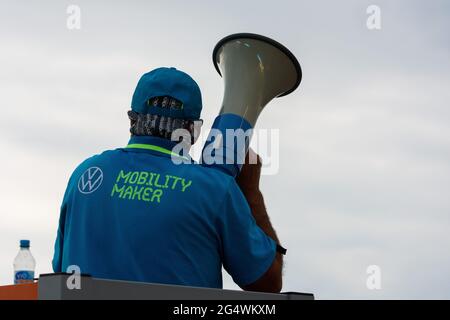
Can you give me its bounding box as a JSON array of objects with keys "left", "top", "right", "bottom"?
[{"left": 128, "top": 110, "right": 202, "bottom": 144}]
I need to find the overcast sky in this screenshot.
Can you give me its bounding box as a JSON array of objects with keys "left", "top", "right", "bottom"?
[{"left": 0, "top": 0, "right": 449, "bottom": 299}]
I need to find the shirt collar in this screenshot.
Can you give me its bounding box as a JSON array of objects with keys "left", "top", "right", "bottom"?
[{"left": 124, "top": 135, "right": 192, "bottom": 162}]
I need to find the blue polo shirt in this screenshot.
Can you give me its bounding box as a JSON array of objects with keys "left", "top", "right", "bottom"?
[{"left": 52, "top": 136, "right": 276, "bottom": 288}]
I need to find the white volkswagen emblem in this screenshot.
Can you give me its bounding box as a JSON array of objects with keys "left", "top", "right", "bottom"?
[{"left": 78, "top": 167, "right": 104, "bottom": 194}]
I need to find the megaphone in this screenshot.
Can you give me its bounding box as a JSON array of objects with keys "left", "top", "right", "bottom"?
[{"left": 201, "top": 33, "right": 302, "bottom": 177}]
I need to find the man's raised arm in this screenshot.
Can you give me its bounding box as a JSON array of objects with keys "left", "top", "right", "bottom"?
[{"left": 236, "top": 148, "right": 284, "bottom": 293}]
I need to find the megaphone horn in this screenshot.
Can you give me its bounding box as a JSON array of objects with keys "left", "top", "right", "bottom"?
[{"left": 201, "top": 33, "right": 302, "bottom": 177}]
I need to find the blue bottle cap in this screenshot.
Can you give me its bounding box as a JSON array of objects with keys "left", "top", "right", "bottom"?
[{"left": 20, "top": 240, "right": 30, "bottom": 248}]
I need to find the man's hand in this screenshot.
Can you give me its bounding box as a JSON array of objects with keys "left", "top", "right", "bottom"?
[
  {"left": 236, "top": 148, "right": 283, "bottom": 293},
  {"left": 236, "top": 148, "right": 262, "bottom": 197}
]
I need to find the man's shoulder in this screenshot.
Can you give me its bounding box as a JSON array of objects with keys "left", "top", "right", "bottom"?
[
  {"left": 177, "top": 163, "right": 241, "bottom": 198},
  {"left": 80, "top": 148, "right": 120, "bottom": 166},
  {"left": 60, "top": 149, "right": 120, "bottom": 197},
  {"left": 69, "top": 149, "right": 122, "bottom": 179}
]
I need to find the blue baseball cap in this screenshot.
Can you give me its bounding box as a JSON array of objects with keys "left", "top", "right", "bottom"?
[{"left": 131, "top": 67, "right": 202, "bottom": 120}]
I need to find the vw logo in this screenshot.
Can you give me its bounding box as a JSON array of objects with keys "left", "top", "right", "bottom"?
[{"left": 78, "top": 167, "right": 104, "bottom": 194}]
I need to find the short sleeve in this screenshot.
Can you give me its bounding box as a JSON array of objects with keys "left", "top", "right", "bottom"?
[{"left": 218, "top": 180, "right": 276, "bottom": 287}]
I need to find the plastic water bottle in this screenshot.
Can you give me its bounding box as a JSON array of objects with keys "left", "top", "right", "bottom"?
[{"left": 13, "top": 240, "right": 36, "bottom": 284}]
